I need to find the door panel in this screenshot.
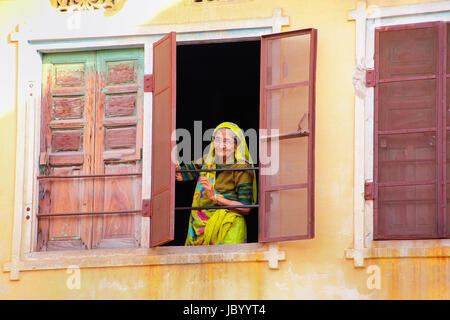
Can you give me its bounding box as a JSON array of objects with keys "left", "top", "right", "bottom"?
[
  {"left": 38, "top": 52, "right": 96, "bottom": 251},
  {"left": 92, "top": 49, "right": 144, "bottom": 249},
  {"left": 38, "top": 49, "right": 144, "bottom": 251}
]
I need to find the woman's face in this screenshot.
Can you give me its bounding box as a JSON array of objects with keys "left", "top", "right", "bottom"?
[{"left": 213, "top": 128, "right": 236, "bottom": 163}]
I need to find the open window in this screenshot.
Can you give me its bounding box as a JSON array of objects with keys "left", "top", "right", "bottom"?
[{"left": 150, "top": 29, "right": 317, "bottom": 246}]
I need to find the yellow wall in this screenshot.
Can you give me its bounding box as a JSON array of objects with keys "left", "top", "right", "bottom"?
[{"left": 0, "top": 0, "right": 449, "bottom": 299}]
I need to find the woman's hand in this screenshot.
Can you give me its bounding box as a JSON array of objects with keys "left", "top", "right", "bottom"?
[
  {"left": 199, "top": 177, "right": 215, "bottom": 201},
  {"left": 175, "top": 163, "right": 183, "bottom": 181},
  {"left": 199, "top": 177, "right": 250, "bottom": 215}
]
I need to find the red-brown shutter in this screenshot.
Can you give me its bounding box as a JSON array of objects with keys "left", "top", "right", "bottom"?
[
  {"left": 150, "top": 32, "right": 177, "bottom": 247},
  {"left": 374, "top": 22, "right": 443, "bottom": 239},
  {"left": 259, "top": 29, "right": 317, "bottom": 242},
  {"left": 38, "top": 52, "right": 96, "bottom": 250},
  {"left": 91, "top": 48, "right": 144, "bottom": 248},
  {"left": 445, "top": 22, "right": 450, "bottom": 237}
]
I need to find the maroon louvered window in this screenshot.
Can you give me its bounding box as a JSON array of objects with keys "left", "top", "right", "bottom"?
[{"left": 373, "top": 22, "right": 450, "bottom": 239}]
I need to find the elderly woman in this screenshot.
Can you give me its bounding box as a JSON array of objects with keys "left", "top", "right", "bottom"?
[{"left": 176, "top": 122, "right": 257, "bottom": 246}]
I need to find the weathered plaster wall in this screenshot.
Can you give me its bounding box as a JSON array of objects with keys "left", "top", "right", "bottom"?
[{"left": 0, "top": 0, "right": 449, "bottom": 299}]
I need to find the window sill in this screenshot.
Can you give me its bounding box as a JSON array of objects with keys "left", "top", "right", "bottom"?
[
  {"left": 345, "top": 240, "right": 450, "bottom": 267},
  {"left": 3, "top": 242, "right": 285, "bottom": 280}
]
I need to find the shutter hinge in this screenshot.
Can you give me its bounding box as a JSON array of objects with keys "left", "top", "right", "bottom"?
[
  {"left": 142, "top": 199, "right": 152, "bottom": 217},
  {"left": 364, "top": 181, "right": 375, "bottom": 200},
  {"left": 144, "top": 74, "right": 153, "bottom": 92},
  {"left": 365, "top": 69, "right": 376, "bottom": 87}
]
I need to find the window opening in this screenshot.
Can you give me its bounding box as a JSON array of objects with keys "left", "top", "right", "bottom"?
[{"left": 166, "top": 40, "right": 261, "bottom": 246}]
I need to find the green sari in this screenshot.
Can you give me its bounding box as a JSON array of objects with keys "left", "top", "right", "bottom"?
[{"left": 181, "top": 122, "right": 257, "bottom": 246}]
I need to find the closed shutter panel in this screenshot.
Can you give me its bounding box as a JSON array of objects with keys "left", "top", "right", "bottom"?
[
  {"left": 259, "top": 29, "right": 317, "bottom": 242},
  {"left": 38, "top": 52, "right": 96, "bottom": 250},
  {"left": 150, "top": 32, "right": 177, "bottom": 247},
  {"left": 91, "top": 49, "right": 144, "bottom": 248},
  {"left": 446, "top": 22, "right": 450, "bottom": 237},
  {"left": 374, "top": 22, "right": 441, "bottom": 239}
]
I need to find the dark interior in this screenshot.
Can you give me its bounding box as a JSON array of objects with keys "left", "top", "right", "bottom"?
[{"left": 164, "top": 40, "right": 261, "bottom": 246}]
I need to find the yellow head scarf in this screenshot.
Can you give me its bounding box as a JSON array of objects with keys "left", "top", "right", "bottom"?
[{"left": 200, "top": 121, "right": 257, "bottom": 205}]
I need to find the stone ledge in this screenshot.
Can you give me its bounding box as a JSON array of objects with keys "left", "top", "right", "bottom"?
[{"left": 3, "top": 243, "right": 285, "bottom": 280}]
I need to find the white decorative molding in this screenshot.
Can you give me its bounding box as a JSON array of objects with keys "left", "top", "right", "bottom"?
[
  {"left": 49, "top": 0, "right": 122, "bottom": 12},
  {"left": 348, "top": 1, "right": 367, "bottom": 268},
  {"left": 4, "top": 9, "right": 289, "bottom": 280},
  {"left": 263, "top": 243, "right": 285, "bottom": 269},
  {"left": 351, "top": 58, "right": 368, "bottom": 100},
  {"left": 10, "top": 9, "right": 289, "bottom": 43},
  {"left": 366, "top": 0, "right": 450, "bottom": 19}
]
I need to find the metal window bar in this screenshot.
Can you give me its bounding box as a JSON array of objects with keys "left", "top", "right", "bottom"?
[
  {"left": 176, "top": 166, "right": 259, "bottom": 172},
  {"left": 36, "top": 210, "right": 142, "bottom": 218},
  {"left": 260, "top": 129, "right": 309, "bottom": 141},
  {"left": 36, "top": 167, "right": 259, "bottom": 217},
  {"left": 37, "top": 173, "right": 142, "bottom": 180}
]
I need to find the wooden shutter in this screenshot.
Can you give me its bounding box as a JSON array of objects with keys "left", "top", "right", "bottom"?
[
  {"left": 150, "top": 32, "right": 177, "bottom": 247},
  {"left": 259, "top": 29, "right": 317, "bottom": 242},
  {"left": 38, "top": 52, "right": 96, "bottom": 250},
  {"left": 91, "top": 48, "right": 144, "bottom": 248},
  {"left": 446, "top": 23, "right": 450, "bottom": 237},
  {"left": 374, "top": 22, "right": 442, "bottom": 239}
]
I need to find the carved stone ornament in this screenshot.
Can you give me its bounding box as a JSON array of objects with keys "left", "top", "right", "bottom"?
[
  {"left": 352, "top": 58, "right": 367, "bottom": 99},
  {"left": 49, "top": 0, "right": 125, "bottom": 12}
]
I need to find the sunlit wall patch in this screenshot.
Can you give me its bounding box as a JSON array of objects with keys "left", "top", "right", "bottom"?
[{"left": 190, "top": 0, "right": 253, "bottom": 5}]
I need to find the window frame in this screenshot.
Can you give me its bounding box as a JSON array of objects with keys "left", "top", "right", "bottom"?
[
  {"left": 347, "top": 1, "right": 450, "bottom": 267},
  {"left": 4, "top": 9, "right": 290, "bottom": 280}
]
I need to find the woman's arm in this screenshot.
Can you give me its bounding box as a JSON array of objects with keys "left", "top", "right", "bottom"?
[
  {"left": 214, "top": 194, "right": 251, "bottom": 215},
  {"left": 199, "top": 177, "right": 251, "bottom": 215},
  {"left": 176, "top": 160, "right": 203, "bottom": 182}
]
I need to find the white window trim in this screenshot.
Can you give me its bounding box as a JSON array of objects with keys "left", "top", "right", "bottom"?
[
  {"left": 3, "top": 9, "right": 289, "bottom": 280},
  {"left": 347, "top": 1, "right": 450, "bottom": 267}
]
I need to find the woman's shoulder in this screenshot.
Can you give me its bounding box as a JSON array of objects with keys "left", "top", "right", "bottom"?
[{"left": 228, "top": 162, "right": 254, "bottom": 168}]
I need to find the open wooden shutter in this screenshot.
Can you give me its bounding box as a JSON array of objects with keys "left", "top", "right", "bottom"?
[
  {"left": 91, "top": 48, "right": 144, "bottom": 248},
  {"left": 38, "top": 52, "right": 96, "bottom": 250},
  {"left": 373, "top": 22, "right": 441, "bottom": 239},
  {"left": 150, "top": 32, "right": 177, "bottom": 247},
  {"left": 259, "top": 29, "right": 317, "bottom": 242}
]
